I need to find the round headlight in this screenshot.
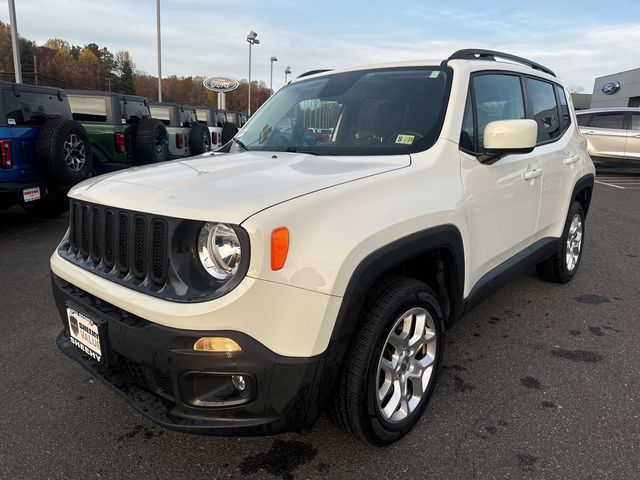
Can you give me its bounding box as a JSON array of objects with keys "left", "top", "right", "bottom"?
[{"left": 197, "top": 223, "right": 242, "bottom": 280}]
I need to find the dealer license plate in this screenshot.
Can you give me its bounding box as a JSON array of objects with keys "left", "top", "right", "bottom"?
[
  {"left": 67, "top": 307, "right": 103, "bottom": 363},
  {"left": 23, "top": 187, "right": 41, "bottom": 203}
]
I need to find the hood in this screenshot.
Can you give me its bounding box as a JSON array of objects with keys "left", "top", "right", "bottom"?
[{"left": 69, "top": 151, "right": 410, "bottom": 223}]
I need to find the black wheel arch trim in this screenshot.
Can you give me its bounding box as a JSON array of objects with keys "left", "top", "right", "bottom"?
[
  {"left": 572, "top": 173, "right": 594, "bottom": 216},
  {"left": 308, "top": 224, "right": 465, "bottom": 418}
]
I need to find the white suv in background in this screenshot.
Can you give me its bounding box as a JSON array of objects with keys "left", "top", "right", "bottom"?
[
  {"left": 51, "top": 49, "right": 594, "bottom": 445},
  {"left": 577, "top": 107, "right": 640, "bottom": 168}
]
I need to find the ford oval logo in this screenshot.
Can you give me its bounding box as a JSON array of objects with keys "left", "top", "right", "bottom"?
[
  {"left": 203, "top": 76, "right": 239, "bottom": 93},
  {"left": 602, "top": 81, "right": 620, "bottom": 95}
]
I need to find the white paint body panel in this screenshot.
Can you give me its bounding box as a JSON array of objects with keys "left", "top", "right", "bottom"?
[{"left": 53, "top": 58, "right": 595, "bottom": 357}]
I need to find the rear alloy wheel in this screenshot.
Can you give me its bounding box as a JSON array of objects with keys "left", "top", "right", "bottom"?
[
  {"left": 136, "top": 118, "right": 169, "bottom": 164},
  {"left": 536, "top": 200, "right": 586, "bottom": 283},
  {"left": 331, "top": 276, "right": 444, "bottom": 445},
  {"left": 35, "top": 119, "right": 93, "bottom": 185},
  {"left": 189, "top": 123, "right": 211, "bottom": 155}
]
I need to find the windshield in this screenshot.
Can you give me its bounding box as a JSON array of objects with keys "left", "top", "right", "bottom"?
[{"left": 231, "top": 67, "right": 451, "bottom": 155}]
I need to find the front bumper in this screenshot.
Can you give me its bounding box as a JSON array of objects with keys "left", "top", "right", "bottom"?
[{"left": 52, "top": 273, "right": 324, "bottom": 435}]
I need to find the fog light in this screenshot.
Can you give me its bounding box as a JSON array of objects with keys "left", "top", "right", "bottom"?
[
  {"left": 232, "top": 375, "right": 246, "bottom": 391},
  {"left": 193, "top": 337, "right": 241, "bottom": 353}
]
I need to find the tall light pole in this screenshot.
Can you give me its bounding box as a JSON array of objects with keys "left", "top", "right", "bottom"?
[
  {"left": 246, "top": 31, "right": 259, "bottom": 116},
  {"left": 8, "top": 0, "right": 22, "bottom": 83},
  {"left": 284, "top": 65, "right": 292, "bottom": 84},
  {"left": 156, "top": 0, "right": 162, "bottom": 101},
  {"left": 270, "top": 56, "right": 278, "bottom": 95}
]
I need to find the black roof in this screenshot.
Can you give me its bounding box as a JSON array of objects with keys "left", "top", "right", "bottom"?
[
  {"left": 0, "top": 81, "right": 66, "bottom": 95},
  {"left": 149, "top": 102, "right": 196, "bottom": 110},
  {"left": 66, "top": 89, "right": 148, "bottom": 102}
]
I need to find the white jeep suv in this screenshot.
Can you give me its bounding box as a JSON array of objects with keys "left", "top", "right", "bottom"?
[{"left": 51, "top": 49, "right": 595, "bottom": 445}]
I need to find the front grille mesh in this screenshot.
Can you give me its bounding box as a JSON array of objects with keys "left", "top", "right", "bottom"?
[{"left": 66, "top": 200, "right": 169, "bottom": 286}]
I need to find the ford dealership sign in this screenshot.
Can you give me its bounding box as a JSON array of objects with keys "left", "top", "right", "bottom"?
[
  {"left": 203, "top": 76, "right": 239, "bottom": 93},
  {"left": 602, "top": 81, "right": 620, "bottom": 95}
]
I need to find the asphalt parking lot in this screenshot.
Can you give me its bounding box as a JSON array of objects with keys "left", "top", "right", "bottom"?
[{"left": 1, "top": 176, "right": 639, "bottom": 480}]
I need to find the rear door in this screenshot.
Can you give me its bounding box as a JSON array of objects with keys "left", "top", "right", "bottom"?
[
  {"left": 580, "top": 112, "right": 626, "bottom": 159},
  {"left": 625, "top": 112, "right": 640, "bottom": 161},
  {"left": 460, "top": 73, "right": 543, "bottom": 287}
]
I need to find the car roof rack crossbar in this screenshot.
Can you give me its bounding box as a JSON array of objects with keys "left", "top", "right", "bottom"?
[
  {"left": 297, "top": 69, "right": 333, "bottom": 79},
  {"left": 445, "top": 49, "right": 556, "bottom": 77}
]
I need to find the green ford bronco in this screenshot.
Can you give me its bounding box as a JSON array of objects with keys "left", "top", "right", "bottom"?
[{"left": 67, "top": 91, "right": 170, "bottom": 172}]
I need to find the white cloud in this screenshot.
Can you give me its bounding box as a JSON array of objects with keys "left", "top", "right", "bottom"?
[{"left": 0, "top": 2, "right": 637, "bottom": 93}]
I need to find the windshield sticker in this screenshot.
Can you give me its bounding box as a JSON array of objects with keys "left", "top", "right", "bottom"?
[
  {"left": 429, "top": 71, "right": 440, "bottom": 79},
  {"left": 8, "top": 118, "right": 16, "bottom": 125},
  {"left": 395, "top": 134, "right": 415, "bottom": 145}
]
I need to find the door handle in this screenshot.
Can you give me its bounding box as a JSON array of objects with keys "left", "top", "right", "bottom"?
[
  {"left": 634, "top": 134, "right": 640, "bottom": 138},
  {"left": 564, "top": 154, "right": 580, "bottom": 165},
  {"left": 523, "top": 168, "right": 543, "bottom": 180},
  {"left": 583, "top": 130, "right": 595, "bottom": 135}
]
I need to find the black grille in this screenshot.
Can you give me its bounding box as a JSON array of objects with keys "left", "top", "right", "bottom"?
[{"left": 65, "top": 200, "right": 169, "bottom": 286}]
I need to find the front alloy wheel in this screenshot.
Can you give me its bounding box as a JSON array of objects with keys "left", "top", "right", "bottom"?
[
  {"left": 376, "top": 307, "right": 437, "bottom": 422},
  {"left": 331, "top": 276, "right": 444, "bottom": 445}
]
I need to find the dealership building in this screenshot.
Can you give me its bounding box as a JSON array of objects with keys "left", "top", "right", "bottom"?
[{"left": 590, "top": 68, "right": 640, "bottom": 108}]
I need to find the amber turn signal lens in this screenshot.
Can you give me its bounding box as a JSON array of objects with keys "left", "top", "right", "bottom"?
[
  {"left": 271, "top": 227, "right": 289, "bottom": 271},
  {"left": 193, "top": 337, "right": 241, "bottom": 353}
]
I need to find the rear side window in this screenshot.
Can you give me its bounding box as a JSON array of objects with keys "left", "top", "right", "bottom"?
[
  {"left": 181, "top": 109, "right": 197, "bottom": 126},
  {"left": 577, "top": 114, "right": 591, "bottom": 127},
  {"left": 2, "top": 89, "right": 71, "bottom": 126},
  {"left": 525, "top": 78, "right": 560, "bottom": 142},
  {"left": 556, "top": 86, "right": 570, "bottom": 129},
  {"left": 123, "top": 99, "right": 150, "bottom": 123},
  {"left": 590, "top": 113, "right": 624, "bottom": 129},
  {"left": 150, "top": 106, "right": 171, "bottom": 125},
  {"left": 473, "top": 74, "right": 525, "bottom": 152},
  {"left": 215, "top": 111, "right": 227, "bottom": 126},
  {"left": 196, "top": 108, "right": 210, "bottom": 125},
  {"left": 68, "top": 96, "right": 108, "bottom": 122},
  {"left": 631, "top": 114, "right": 640, "bottom": 131}
]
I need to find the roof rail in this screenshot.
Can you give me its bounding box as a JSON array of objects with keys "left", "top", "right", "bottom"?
[
  {"left": 444, "top": 49, "right": 555, "bottom": 77},
  {"left": 297, "top": 69, "right": 333, "bottom": 79}
]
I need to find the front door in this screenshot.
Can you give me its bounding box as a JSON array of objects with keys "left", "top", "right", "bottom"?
[{"left": 459, "top": 73, "right": 543, "bottom": 289}]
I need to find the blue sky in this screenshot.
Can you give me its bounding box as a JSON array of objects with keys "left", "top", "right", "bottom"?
[{"left": 1, "top": 0, "right": 639, "bottom": 92}]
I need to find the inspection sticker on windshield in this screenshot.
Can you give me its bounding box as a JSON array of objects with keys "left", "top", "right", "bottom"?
[{"left": 395, "top": 134, "right": 415, "bottom": 145}]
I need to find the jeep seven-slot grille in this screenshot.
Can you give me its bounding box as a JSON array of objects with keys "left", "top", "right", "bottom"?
[{"left": 66, "top": 200, "right": 169, "bottom": 286}]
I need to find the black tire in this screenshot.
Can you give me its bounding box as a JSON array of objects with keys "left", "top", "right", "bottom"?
[
  {"left": 189, "top": 123, "right": 211, "bottom": 155},
  {"left": 21, "top": 195, "right": 69, "bottom": 218},
  {"left": 35, "top": 119, "right": 93, "bottom": 185},
  {"left": 536, "top": 201, "right": 586, "bottom": 283},
  {"left": 331, "top": 276, "right": 445, "bottom": 445},
  {"left": 136, "top": 118, "right": 169, "bottom": 164},
  {"left": 221, "top": 122, "right": 239, "bottom": 145}
]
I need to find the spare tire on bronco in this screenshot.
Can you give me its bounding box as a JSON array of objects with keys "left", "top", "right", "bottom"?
[
  {"left": 35, "top": 119, "right": 93, "bottom": 185},
  {"left": 136, "top": 118, "right": 169, "bottom": 164},
  {"left": 189, "top": 123, "right": 211, "bottom": 155},
  {"left": 221, "top": 121, "right": 239, "bottom": 146}
]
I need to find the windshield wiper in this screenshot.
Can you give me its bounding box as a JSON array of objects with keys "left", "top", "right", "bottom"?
[
  {"left": 233, "top": 138, "right": 249, "bottom": 151},
  {"left": 285, "top": 146, "right": 332, "bottom": 155}
]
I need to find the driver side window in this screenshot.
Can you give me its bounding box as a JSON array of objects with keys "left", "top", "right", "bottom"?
[{"left": 461, "top": 74, "right": 525, "bottom": 154}]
